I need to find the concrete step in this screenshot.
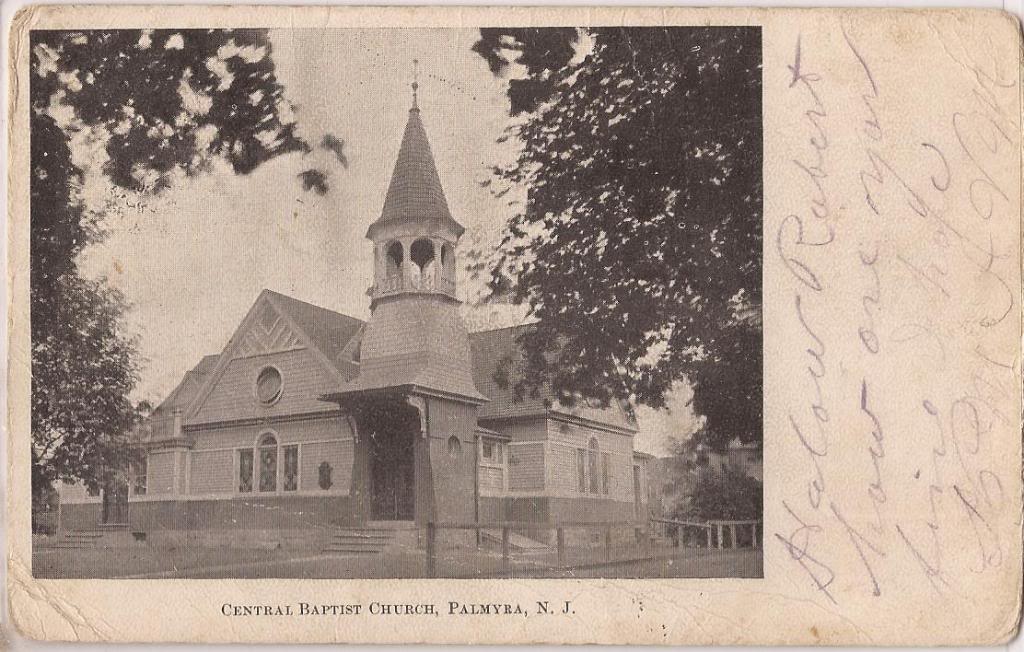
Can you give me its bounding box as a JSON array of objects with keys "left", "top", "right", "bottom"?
[
  {"left": 49, "top": 542, "right": 97, "bottom": 550},
  {"left": 323, "top": 546, "right": 384, "bottom": 554},
  {"left": 323, "top": 526, "right": 400, "bottom": 555},
  {"left": 330, "top": 533, "right": 393, "bottom": 541},
  {"left": 480, "top": 529, "right": 550, "bottom": 551},
  {"left": 364, "top": 520, "right": 416, "bottom": 529}
]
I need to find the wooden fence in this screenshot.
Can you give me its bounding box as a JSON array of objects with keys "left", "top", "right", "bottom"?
[
  {"left": 649, "top": 517, "right": 761, "bottom": 549},
  {"left": 425, "top": 520, "right": 646, "bottom": 578}
]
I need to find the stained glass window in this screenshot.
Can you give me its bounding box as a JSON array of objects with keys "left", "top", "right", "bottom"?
[
  {"left": 576, "top": 448, "right": 586, "bottom": 493},
  {"left": 238, "top": 449, "right": 254, "bottom": 493},
  {"left": 283, "top": 445, "right": 298, "bottom": 491},
  {"left": 259, "top": 445, "right": 277, "bottom": 492},
  {"left": 601, "top": 452, "right": 611, "bottom": 495}
]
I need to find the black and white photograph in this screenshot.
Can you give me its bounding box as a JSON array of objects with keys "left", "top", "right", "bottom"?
[{"left": 29, "top": 25, "right": 762, "bottom": 579}]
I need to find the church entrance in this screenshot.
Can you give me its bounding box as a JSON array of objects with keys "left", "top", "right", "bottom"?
[
  {"left": 369, "top": 428, "right": 415, "bottom": 521},
  {"left": 338, "top": 394, "right": 422, "bottom": 523}
]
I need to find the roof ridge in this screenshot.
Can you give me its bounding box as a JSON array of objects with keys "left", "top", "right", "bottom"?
[{"left": 261, "top": 289, "right": 365, "bottom": 325}]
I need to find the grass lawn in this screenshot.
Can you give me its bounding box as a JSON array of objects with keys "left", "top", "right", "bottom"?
[{"left": 32, "top": 542, "right": 761, "bottom": 579}]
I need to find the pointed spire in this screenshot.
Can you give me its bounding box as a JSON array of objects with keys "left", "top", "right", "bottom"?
[{"left": 366, "top": 75, "right": 464, "bottom": 240}]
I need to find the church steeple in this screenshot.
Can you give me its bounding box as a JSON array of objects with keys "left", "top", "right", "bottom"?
[
  {"left": 367, "top": 86, "right": 462, "bottom": 305},
  {"left": 340, "top": 81, "right": 485, "bottom": 405},
  {"left": 367, "top": 97, "right": 464, "bottom": 242}
]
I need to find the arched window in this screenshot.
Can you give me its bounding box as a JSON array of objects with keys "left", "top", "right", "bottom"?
[
  {"left": 447, "top": 435, "right": 462, "bottom": 458},
  {"left": 588, "top": 437, "right": 600, "bottom": 494},
  {"left": 440, "top": 243, "right": 455, "bottom": 283},
  {"left": 258, "top": 433, "right": 278, "bottom": 492},
  {"left": 410, "top": 238, "right": 435, "bottom": 285},
  {"left": 238, "top": 432, "right": 299, "bottom": 494},
  {"left": 259, "top": 433, "right": 277, "bottom": 447},
  {"left": 386, "top": 241, "right": 404, "bottom": 279}
]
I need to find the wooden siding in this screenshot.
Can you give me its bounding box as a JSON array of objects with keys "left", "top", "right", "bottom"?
[
  {"left": 189, "top": 450, "right": 235, "bottom": 494},
  {"left": 191, "top": 415, "right": 352, "bottom": 450},
  {"left": 508, "top": 442, "right": 545, "bottom": 491},
  {"left": 479, "top": 466, "right": 504, "bottom": 493},
  {"left": 546, "top": 442, "right": 579, "bottom": 494},
  {"left": 173, "top": 417, "right": 355, "bottom": 496},
  {"left": 191, "top": 348, "right": 338, "bottom": 425},
  {"left": 547, "top": 418, "right": 636, "bottom": 501},
  {"left": 483, "top": 417, "right": 547, "bottom": 442},
  {"left": 300, "top": 440, "right": 352, "bottom": 491},
  {"left": 148, "top": 451, "right": 176, "bottom": 495}
]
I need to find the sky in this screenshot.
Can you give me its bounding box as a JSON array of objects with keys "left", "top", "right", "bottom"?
[{"left": 74, "top": 28, "right": 699, "bottom": 455}]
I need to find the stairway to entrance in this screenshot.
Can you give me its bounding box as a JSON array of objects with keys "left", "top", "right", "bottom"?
[{"left": 322, "top": 522, "right": 417, "bottom": 555}]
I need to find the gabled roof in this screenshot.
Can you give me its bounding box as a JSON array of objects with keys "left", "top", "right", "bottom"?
[
  {"left": 366, "top": 106, "right": 464, "bottom": 240},
  {"left": 470, "top": 325, "right": 552, "bottom": 420},
  {"left": 148, "top": 291, "right": 632, "bottom": 432},
  {"left": 151, "top": 354, "right": 219, "bottom": 417},
  {"left": 264, "top": 290, "right": 364, "bottom": 379},
  {"left": 185, "top": 290, "right": 363, "bottom": 422},
  {"left": 133, "top": 354, "right": 219, "bottom": 443},
  {"left": 469, "top": 325, "right": 638, "bottom": 433}
]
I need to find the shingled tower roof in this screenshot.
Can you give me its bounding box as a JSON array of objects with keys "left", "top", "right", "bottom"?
[{"left": 366, "top": 104, "right": 464, "bottom": 240}]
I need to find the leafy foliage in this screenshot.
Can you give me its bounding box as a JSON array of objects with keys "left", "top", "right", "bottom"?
[
  {"left": 320, "top": 133, "right": 349, "bottom": 167},
  {"left": 664, "top": 435, "right": 762, "bottom": 521},
  {"left": 471, "top": 28, "right": 578, "bottom": 115},
  {"left": 29, "top": 29, "right": 307, "bottom": 507},
  {"left": 674, "top": 466, "right": 762, "bottom": 522},
  {"left": 473, "top": 28, "right": 762, "bottom": 450},
  {"left": 31, "top": 29, "right": 308, "bottom": 192},
  {"left": 31, "top": 274, "right": 140, "bottom": 498},
  {"left": 298, "top": 168, "right": 329, "bottom": 195}
]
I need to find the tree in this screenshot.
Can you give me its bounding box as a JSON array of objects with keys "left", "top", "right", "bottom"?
[
  {"left": 30, "top": 29, "right": 310, "bottom": 508},
  {"left": 676, "top": 466, "right": 762, "bottom": 523},
  {"left": 473, "top": 28, "right": 762, "bottom": 451},
  {"left": 664, "top": 435, "right": 762, "bottom": 522}
]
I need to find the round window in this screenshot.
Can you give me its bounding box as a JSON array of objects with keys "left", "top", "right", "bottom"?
[
  {"left": 256, "top": 366, "right": 283, "bottom": 405},
  {"left": 447, "top": 435, "right": 462, "bottom": 458}
]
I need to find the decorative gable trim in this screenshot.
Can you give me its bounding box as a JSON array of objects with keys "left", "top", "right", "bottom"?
[
  {"left": 235, "top": 301, "right": 304, "bottom": 359},
  {"left": 187, "top": 290, "right": 349, "bottom": 421}
]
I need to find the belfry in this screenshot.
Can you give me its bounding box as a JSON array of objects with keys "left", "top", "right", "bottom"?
[
  {"left": 353, "top": 82, "right": 485, "bottom": 404},
  {"left": 322, "top": 86, "right": 487, "bottom": 531}
]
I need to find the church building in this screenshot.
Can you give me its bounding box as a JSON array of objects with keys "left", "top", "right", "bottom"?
[{"left": 59, "top": 93, "right": 653, "bottom": 550}]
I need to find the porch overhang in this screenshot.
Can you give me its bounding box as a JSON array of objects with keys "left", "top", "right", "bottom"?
[{"left": 320, "top": 381, "right": 489, "bottom": 408}]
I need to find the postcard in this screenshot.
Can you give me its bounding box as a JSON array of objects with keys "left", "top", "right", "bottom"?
[{"left": 5, "top": 4, "right": 1022, "bottom": 644}]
